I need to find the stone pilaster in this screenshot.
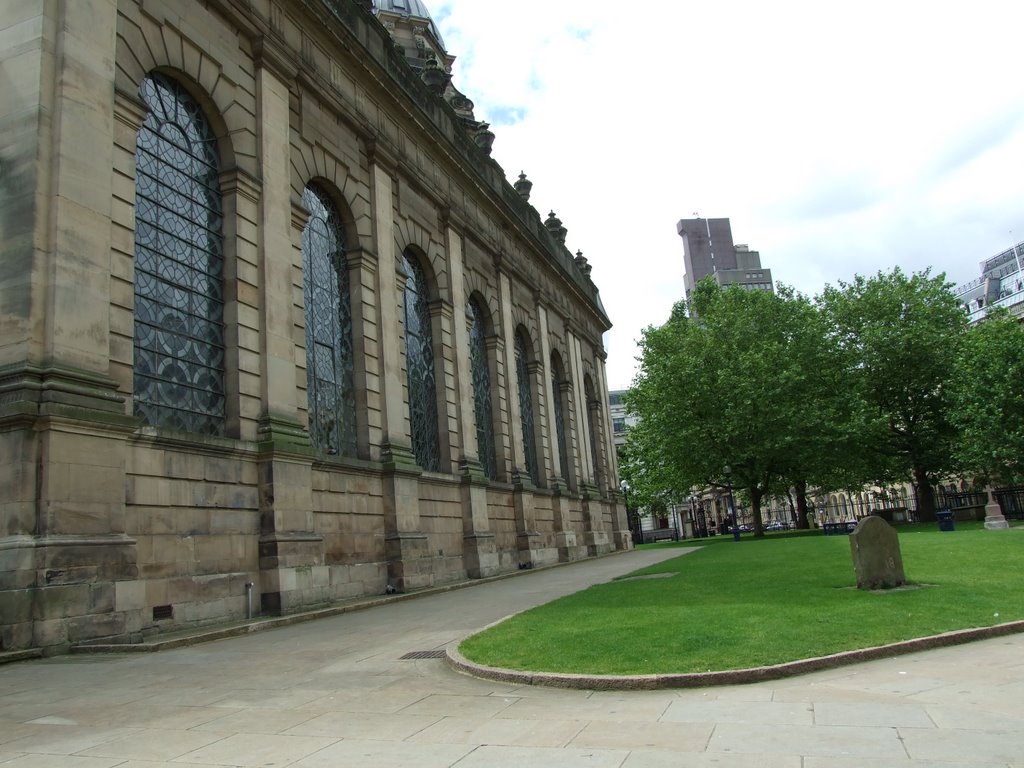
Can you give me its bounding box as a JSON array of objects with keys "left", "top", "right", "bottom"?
[
  {"left": 595, "top": 354, "right": 630, "bottom": 550},
  {"left": 586, "top": 396, "right": 606, "bottom": 491},
  {"left": 535, "top": 304, "right": 558, "bottom": 485},
  {"left": 594, "top": 353, "right": 619, "bottom": 492},
  {"left": 568, "top": 331, "right": 592, "bottom": 484},
  {"left": 371, "top": 157, "right": 431, "bottom": 590},
  {"left": 550, "top": 486, "right": 579, "bottom": 562},
  {"left": 512, "top": 477, "right": 544, "bottom": 568},
  {"left": 556, "top": 377, "right": 579, "bottom": 491},
  {"left": 496, "top": 267, "right": 525, "bottom": 476},
  {"left": 257, "top": 452, "right": 323, "bottom": 615},
  {"left": 252, "top": 44, "right": 322, "bottom": 614},
  {"left": 1, "top": 365, "right": 138, "bottom": 652},
  {"left": 485, "top": 335, "right": 511, "bottom": 482},
  {"left": 0, "top": 1, "right": 144, "bottom": 652},
  {"left": 253, "top": 40, "right": 304, "bottom": 437},
  {"left": 445, "top": 225, "right": 498, "bottom": 577},
  {"left": 580, "top": 486, "right": 611, "bottom": 556},
  {"left": 345, "top": 246, "right": 380, "bottom": 459}
]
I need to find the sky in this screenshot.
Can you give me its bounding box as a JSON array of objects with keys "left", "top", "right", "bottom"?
[{"left": 430, "top": 0, "right": 1024, "bottom": 391}]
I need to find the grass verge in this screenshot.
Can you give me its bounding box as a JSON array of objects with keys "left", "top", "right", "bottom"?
[{"left": 458, "top": 524, "right": 1024, "bottom": 675}]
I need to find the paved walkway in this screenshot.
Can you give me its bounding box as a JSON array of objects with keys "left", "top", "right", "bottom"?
[{"left": 2, "top": 548, "right": 1023, "bottom": 767}]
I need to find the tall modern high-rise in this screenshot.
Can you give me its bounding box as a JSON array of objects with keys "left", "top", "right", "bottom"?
[{"left": 676, "top": 217, "right": 774, "bottom": 301}]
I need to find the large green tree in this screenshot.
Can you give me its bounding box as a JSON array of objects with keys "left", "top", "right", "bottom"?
[
  {"left": 949, "top": 310, "right": 1024, "bottom": 484},
  {"left": 818, "top": 268, "right": 966, "bottom": 520},
  {"left": 624, "top": 280, "right": 850, "bottom": 536}
]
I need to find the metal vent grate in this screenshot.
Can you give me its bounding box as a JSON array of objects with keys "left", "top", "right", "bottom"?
[
  {"left": 152, "top": 604, "right": 173, "bottom": 621},
  {"left": 400, "top": 650, "right": 446, "bottom": 660}
]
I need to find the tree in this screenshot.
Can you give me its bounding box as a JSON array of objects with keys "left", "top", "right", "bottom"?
[
  {"left": 625, "top": 280, "right": 850, "bottom": 537},
  {"left": 818, "top": 268, "right": 966, "bottom": 520},
  {"left": 949, "top": 310, "right": 1024, "bottom": 484}
]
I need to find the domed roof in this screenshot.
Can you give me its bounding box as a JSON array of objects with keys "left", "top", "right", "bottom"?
[{"left": 372, "top": 0, "right": 446, "bottom": 52}]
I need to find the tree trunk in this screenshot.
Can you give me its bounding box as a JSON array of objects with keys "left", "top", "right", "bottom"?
[
  {"left": 794, "top": 479, "right": 811, "bottom": 529},
  {"left": 913, "top": 465, "right": 937, "bottom": 521}
]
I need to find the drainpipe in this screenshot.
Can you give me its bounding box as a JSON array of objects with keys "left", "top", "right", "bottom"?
[{"left": 245, "top": 582, "right": 254, "bottom": 620}]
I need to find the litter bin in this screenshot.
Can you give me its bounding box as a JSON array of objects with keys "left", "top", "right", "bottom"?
[{"left": 937, "top": 509, "right": 955, "bottom": 532}]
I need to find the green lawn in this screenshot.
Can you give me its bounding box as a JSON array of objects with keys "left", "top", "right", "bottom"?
[{"left": 459, "top": 524, "right": 1024, "bottom": 675}]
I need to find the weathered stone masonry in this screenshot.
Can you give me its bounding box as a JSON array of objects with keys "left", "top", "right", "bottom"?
[{"left": 0, "top": 0, "right": 629, "bottom": 654}]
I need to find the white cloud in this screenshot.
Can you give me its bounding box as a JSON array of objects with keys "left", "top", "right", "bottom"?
[{"left": 432, "top": 0, "right": 1024, "bottom": 389}]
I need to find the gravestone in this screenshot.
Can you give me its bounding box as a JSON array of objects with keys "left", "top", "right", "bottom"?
[{"left": 849, "top": 515, "right": 906, "bottom": 590}]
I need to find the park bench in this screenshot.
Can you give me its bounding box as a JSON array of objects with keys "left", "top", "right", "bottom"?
[
  {"left": 641, "top": 528, "right": 678, "bottom": 543},
  {"left": 821, "top": 520, "right": 858, "bottom": 535}
]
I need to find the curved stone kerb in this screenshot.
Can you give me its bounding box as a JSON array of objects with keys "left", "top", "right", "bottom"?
[{"left": 446, "top": 619, "right": 1024, "bottom": 690}]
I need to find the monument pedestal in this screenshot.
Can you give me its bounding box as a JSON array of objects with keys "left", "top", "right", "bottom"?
[{"left": 983, "top": 495, "right": 1009, "bottom": 530}]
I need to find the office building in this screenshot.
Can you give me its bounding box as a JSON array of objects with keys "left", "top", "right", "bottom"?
[
  {"left": 955, "top": 240, "right": 1024, "bottom": 323},
  {"left": 676, "top": 217, "right": 774, "bottom": 301}
]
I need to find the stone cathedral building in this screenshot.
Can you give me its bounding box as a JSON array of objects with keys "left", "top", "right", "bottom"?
[{"left": 0, "top": 0, "right": 628, "bottom": 654}]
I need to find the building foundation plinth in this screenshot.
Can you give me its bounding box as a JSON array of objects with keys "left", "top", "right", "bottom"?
[
  {"left": 385, "top": 533, "right": 433, "bottom": 591},
  {"left": 463, "top": 533, "right": 499, "bottom": 579}
]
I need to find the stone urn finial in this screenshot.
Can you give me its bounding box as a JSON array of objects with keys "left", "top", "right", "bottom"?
[
  {"left": 574, "top": 249, "right": 592, "bottom": 277},
  {"left": 544, "top": 211, "right": 567, "bottom": 244},
  {"left": 473, "top": 122, "right": 495, "bottom": 155},
  {"left": 513, "top": 171, "right": 533, "bottom": 201},
  {"left": 421, "top": 57, "right": 451, "bottom": 95}
]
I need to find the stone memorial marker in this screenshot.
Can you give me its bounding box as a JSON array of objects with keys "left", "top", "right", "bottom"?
[{"left": 849, "top": 515, "right": 906, "bottom": 590}]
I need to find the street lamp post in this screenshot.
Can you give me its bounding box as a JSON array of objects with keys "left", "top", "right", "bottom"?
[
  {"left": 723, "top": 465, "right": 741, "bottom": 542},
  {"left": 620, "top": 480, "right": 637, "bottom": 544}
]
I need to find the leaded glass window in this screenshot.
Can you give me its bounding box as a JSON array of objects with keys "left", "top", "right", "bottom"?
[
  {"left": 551, "top": 356, "right": 570, "bottom": 483},
  {"left": 515, "top": 329, "right": 539, "bottom": 484},
  {"left": 302, "top": 184, "right": 357, "bottom": 457},
  {"left": 402, "top": 252, "right": 441, "bottom": 471},
  {"left": 468, "top": 298, "right": 497, "bottom": 479},
  {"left": 133, "top": 73, "right": 225, "bottom": 434}
]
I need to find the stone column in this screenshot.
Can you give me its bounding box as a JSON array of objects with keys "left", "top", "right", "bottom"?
[
  {"left": 536, "top": 305, "right": 574, "bottom": 561},
  {"left": 252, "top": 40, "right": 307, "bottom": 448},
  {"left": 370, "top": 153, "right": 430, "bottom": 591},
  {"left": 445, "top": 226, "right": 498, "bottom": 577},
  {"left": 536, "top": 304, "right": 560, "bottom": 489},
  {"left": 343, "top": 245, "right": 381, "bottom": 459},
  {"left": 485, "top": 334, "right": 511, "bottom": 482},
  {"left": 596, "top": 353, "right": 631, "bottom": 550},
  {"left": 496, "top": 265, "right": 541, "bottom": 564},
  {"left": 0, "top": 0, "right": 139, "bottom": 653},
  {"left": 569, "top": 333, "right": 607, "bottom": 554},
  {"left": 252, "top": 40, "right": 321, "bottom": 615},
  {"left": 568, "top": 331, "right": 594, "bottom": 487},
  {"left": 496, "top": 267, "right": 524, "bottom": 477}
]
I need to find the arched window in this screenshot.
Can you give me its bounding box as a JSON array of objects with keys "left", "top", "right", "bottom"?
[
  {"left": 302, "top": 184, "right": 356, "bottom": 457},
  {"left": 402, "top": 251, "right": 440, "bottom": 471},
  {"left": 514, "top": 328, "right": 540, "bottom": 485},
  {"left": 468, "top": 297, "right": 497, "bottom": 479},
  {"left": 551, "top": 353, "right": 570, "bottom": 484},
  {"left": 133, "top": 72, "right": 225, "bottom": 434}
]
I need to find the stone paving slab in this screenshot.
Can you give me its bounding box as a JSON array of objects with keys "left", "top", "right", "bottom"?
[{"left": 1, "top": 548, "right": 1023, "bottom": 766}]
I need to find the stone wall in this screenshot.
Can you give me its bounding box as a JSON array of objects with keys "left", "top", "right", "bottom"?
[{"left": 0, "top": 0, "right": 630, "bottom": 655}]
